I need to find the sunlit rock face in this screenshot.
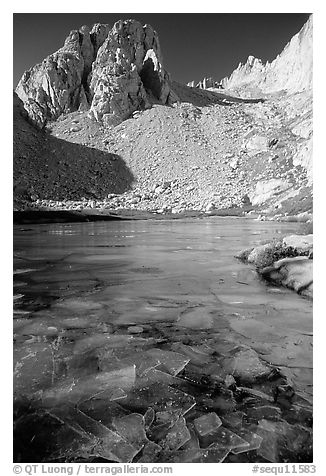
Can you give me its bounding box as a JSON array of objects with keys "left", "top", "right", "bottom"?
[
  {"left": 89, "top": 20, "right": 176, "bottom": 125},
  {"left": 15, "top": 24, "right": 110, "bottom": 128},
  {"left": 15, "top": 20, "right": 176, "bottom": 128},
  {"left": 221, "top": 16, "right": 312, "bottom": 96},
  {"left": 220, "top": 17, "right": 313, "bottom": 186}
]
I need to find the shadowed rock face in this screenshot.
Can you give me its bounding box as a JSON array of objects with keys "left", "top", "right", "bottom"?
[
  {"left": 15, "top": 20, "right": 176, "bottom": 128},
  {"left": 15, "top": 24, "right": 109, "bottom": 128}
]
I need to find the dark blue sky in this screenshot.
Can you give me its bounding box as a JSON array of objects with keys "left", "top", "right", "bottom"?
[{"left": 13, "top": 13, "right": 310, "bottom": 87}]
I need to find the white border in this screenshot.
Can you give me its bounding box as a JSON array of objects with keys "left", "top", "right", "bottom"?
[{"left": 4, "top": 1, "right": 325, "bottom": 474}]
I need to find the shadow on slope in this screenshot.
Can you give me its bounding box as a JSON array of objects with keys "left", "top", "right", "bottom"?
[
  {"left": 13, "top": 93, "right": 135, "bottom": 204},
  {"left": 172, "top": 81, "right": 265, "bottom": 107}
]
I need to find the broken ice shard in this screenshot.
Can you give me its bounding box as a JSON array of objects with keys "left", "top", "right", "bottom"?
[
  {"left": 48, "top": 406, "right": 139, "bottom": 463},
  {"left": 194, "top": 412, "right": 222, "bottom": 436},
  {"left": 170, "top": 342, "right": 213, "bottom": 365},
  {"left": 136, "top": 441, "right": 162, "bottom": 463},
  {"left": 208, "top": 427, "right": 250, "bottom": 452},
  {"left": 39, "top": 365, "right": 135, "bottom": 406},
  {"left": 161, "top": 416, "right": 191, "bottom": 451},
  {"left": 231, "top": 428, "right": 263, "bottom": 454},
  {"left": 180, "top": 425, "right": 200, "bottom": 450},
  {"left": 112, "top": 413, "right": 148, "bottom": 451},
  {"left": 137, "top": 368, "right": 184, "bottom": 387},
  {"left": 14, "top": 410, "right": 96, "bottom": 462},
  {"left": 221, "top": 411, "right": 245, "bottom": 430},
  {"left": 120, "top": 383, "right": 196, "bottom": 416},
  {"left": 246, "top": 405, "right": 282, "bottom": 422},
  {"left": 77, "top": 400, "right": 130, "bottom": 427},
  {"left": 146, "top": 348, "right": 190, "bottom": 376}
]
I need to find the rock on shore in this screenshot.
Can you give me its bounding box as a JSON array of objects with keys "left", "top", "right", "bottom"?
[{"left": 237, "top": 234, "right": 313, "bottom": 299}]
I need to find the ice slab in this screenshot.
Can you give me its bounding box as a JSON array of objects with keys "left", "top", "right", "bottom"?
[
  {"left": 14, "top": 268, "right": 36, "bottom": 275},
  {"left": 178, "top": 362, "right": 223, "bottom": 390},
  {"left": 39, "top": 365, "right": 135, "bottom": 406},
  {"left": 180, "top": 425, "right": 200, "bottom": 450},
  {"left": 54, "top": 298, "right": 103, "bottom": 311},
  {"left": 73, "top": 334, "right": 156, "bottom": 355},
  {"left": 59, "top": 317, "right": 98, "bottom": 329},
  {"left": 65, "top": 350, "right": 101, "bottom": 379},
  {"left": 112, "top": 413, "right": 148, "bottom": 451},
  {"left": 49, "top": 407, "right": 139, "bottom": 463},
  {"left": 155, "top": 409, "right": 182, "bottom": 426},
  {"left": 121, "top": 383, "right": 196, "bottom": 416},
  {"left": 237, "top": 386, "right": 274, "bottom": 403},
  {"left": 255, "top": 426, "right": 282, "bottom": 463},
  {"left": 200, "top": 388, "right": 236, "bottom": 413},
  {"left": 221, "top": 411, "right": 245, "bottom": 430},
  {"left": 199, "top": 361, "right": 228, "bottom": 384},
  {"left": 170, "top": 343, "right": 212, "bottom": 365},
  {"left": 13, "top": 294, "right": 24, "bottom": 301},
  {"left": 14, "top": 342, "right": 54, "bottom": 396},
  {"left": 176, "top": 307, "right": 213, "bottom": 329},
  {"left": 78, "top": 400, "right": 129, "bottom": 427},
  {"left": 282, "top": 404, "right": 312, "bottom": 427},
  {"left": 209, "top": 427, "right": 250, "bottom": 451},
  {"left": 164, "top": 447, "right": 230, "bottom": 463},
  {"left": 194, "top": 412, "right": 222, "bottom": 437},
  {"left": 222, "top": 348, "right": 273, "bottom": 383},
  {"left": 231, "top": 428, "right": 263, "bottom": 454},
  {"left": 147, "top": 409, "right": 182, "bottom": 443},
  {"left": 14, "top": 410, "right": 97, "bottom": 462},
  {"left": 120, "top": 352, "right": 161, "bottom": 377},
  {"left": 138, "top": 367, "right": 186, "bottom": 388},
  {"left": 255, "top": 419, "right": 313, "bottom": 462},
  {"left": 161, "top": 416, "right": 191, "bottom": 451},
  {"left": 247, "top": 405, "right": 282, "bottom": 422},
  {"left": 146, "top": 348, "right": 190, "bottom": 376},
  {"left": 136, "top": 441, "right": 162, "bottom": 463},
  {"left": 127, "top": 326, "right": 144, "bottom": 334}
]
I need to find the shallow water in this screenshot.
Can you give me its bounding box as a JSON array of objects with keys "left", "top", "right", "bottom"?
[{"left": 13, "top": 217, "right": 313, "bottom": 463}]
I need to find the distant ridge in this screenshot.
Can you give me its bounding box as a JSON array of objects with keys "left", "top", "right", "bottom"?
[{"left": 220, "top": 16, "right": 312, "bottom": 97}]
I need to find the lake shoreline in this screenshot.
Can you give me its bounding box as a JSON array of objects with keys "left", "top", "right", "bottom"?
[{"left": 13, "top": 207, "right": 313, "bottom": 225}]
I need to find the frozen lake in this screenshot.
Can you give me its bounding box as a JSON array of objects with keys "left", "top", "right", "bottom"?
[{"left": 13, "top": 217, "right": 313, "bottom": 463}]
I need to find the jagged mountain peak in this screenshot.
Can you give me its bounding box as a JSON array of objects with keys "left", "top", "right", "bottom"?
[
  {"left": 15, "top": 19, "right": 176, "bottom": 128},
  {"left": 221, "top": 16, "right": 312, "bottom": 97}
]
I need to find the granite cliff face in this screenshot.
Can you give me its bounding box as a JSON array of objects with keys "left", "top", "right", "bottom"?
[
  {"left": 15, "top": 20, "right": 175, "bottom": 128},
  {"left": 221, "top": 16, "right": 312, "bottom": 96}
]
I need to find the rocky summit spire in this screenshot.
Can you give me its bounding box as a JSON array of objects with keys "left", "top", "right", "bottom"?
[{"left": 15, "top": 19, "right": 177, "bottom": 128}]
